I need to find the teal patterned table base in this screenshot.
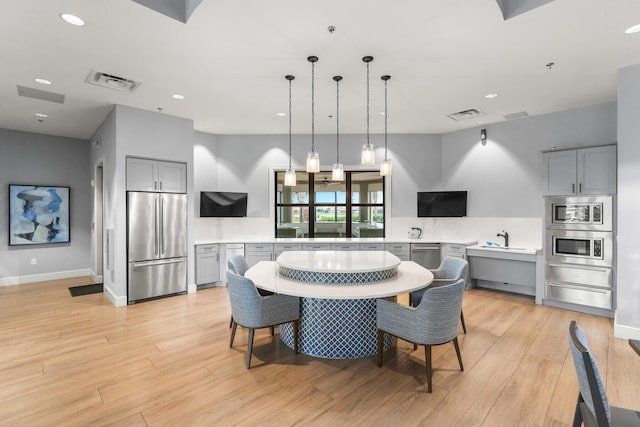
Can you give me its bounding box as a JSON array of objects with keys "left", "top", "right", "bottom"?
[{"left": 280, "top": 297, "right": 395, "bottom": 359}]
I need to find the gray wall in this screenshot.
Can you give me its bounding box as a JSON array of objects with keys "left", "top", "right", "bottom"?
[
  {"left": 195, "top": 133, "right": 442, "bottom": 218},
  {"left": 0, "top": 129, "right": 91, "bottom": 282},
  {"left": 441, "top": 102, "right": 617, "bottom": 218},
  {"left": 89, "top": 105, "right": 195, "bottom": 306},
  {"left": 616, "top": 65, "right": 640, "bottom": 336}
]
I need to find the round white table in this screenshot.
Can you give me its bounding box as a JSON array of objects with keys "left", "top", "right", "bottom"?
[{"left": 245, "top": 251, "right": 433, "bottom": 359}]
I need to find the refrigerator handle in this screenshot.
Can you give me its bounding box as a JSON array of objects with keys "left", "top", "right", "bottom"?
[
  {"left": 154, "top": 197, "right": 159, "bottom": 256},
  {"left": 160, "top": 196, "right": 165, "bottom": 256}
]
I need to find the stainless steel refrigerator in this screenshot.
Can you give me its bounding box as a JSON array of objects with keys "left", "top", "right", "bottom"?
[{"left": 127, "top": 192, "right": 187, "bottom": 303}]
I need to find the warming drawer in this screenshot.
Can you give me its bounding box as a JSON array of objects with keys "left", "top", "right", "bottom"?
[
  {"left": 546, "top": 283, "right": 612, "bottom": 310},
  {"left": 545, "top": 263, "right": 612, "bottom": 289}
]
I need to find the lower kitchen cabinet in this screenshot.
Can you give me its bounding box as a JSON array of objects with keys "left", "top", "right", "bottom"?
[
  {"left": 195, "top": 244, "right": 220, "bottom": 286},
  {"left": 467, "top": 249, "right": 537, "bottom": 296},
  {"left": 385, "top": 243, "right": 410, "bottom": 261},
  {"left": 245, "top": 243, "right": 274, "bottom": 267}
]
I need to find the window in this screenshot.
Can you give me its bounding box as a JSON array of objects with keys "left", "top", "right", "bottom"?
[{"left": 275, "top": 170, "right": 385, "bottom": 238}]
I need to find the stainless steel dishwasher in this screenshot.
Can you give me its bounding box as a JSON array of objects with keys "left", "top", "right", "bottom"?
[{"left": 410, "top": 243, "right": 442, "bottom": 269}]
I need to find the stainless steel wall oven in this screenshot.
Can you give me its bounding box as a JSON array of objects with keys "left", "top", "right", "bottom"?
[{"left": 544, "top": 195, "right": 614, "bottom": 313}]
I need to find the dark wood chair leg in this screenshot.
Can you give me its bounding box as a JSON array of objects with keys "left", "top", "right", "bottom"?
[
  {"left": 293, "top": 320, "right": 300, "bottom": 354},
  {"left": 229, "top": 321, "right": 238, "bottom": 347},
  {"left": 460, "top": 310, "right": 467, "bottom": 334},
  {"left": 453, "top": 336, "right": 464, "bottom": 371},
  {"left": 270, "top": 326, "right": 275, "bottom": 336},
  {"left": 229, "top": 315, "right": 233, "bottom": 328},
  {"left": 425, "top": 344, "right": 433, "bottom": 393},
  {"left": 246, "top": 328, "right": 255, "bottom": 369},
  {"left": 377, "top": 329, "right": 385, "bottom": 367}
]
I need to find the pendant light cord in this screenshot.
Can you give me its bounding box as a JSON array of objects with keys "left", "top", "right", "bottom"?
[
  {"left": 311, "top": 60, "right": 315, "bottom": 153},
  {"left": 288, "top": 77, "right": 293, "bottom": 170},
  {"left": 366, "top": 60, "right": 370, "bottom": 147},
  {"left": 336, "top": 77, "right": 340, "bottom": 164},
  {"left": 384, "top": 77, "right": 388, "bottom": 160}
]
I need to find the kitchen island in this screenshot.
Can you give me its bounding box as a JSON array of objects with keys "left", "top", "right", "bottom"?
[{"left": 245, "top": 251, "right": 433, "bottom": 359}]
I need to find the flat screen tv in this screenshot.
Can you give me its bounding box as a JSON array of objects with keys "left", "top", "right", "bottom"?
[
  {"left": 200, "top": 191, "right": 248, "bottom": 217},
  {"left": 417, "top": 191, "right": 467, "bottom": 217}
]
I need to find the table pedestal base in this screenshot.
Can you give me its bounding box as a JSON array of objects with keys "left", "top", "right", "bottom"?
[{"left": 280, "top": 297, "right": 395, "bottom": 359}]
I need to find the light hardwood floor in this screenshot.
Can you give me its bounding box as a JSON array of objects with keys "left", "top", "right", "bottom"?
[{"left": 1, "top": 277, "right": 638, "bottom": 426}]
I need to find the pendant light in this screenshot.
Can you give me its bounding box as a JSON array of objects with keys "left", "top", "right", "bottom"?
[
  {"left": 284, "top": 75, "right": 296, "bottom": 186},
  {"left": 361, "top": 56, "right": 375, "bottom": 165},
  {"left": 306, "top": 56, "right": 320, "bottom": 173},
  {"left": 380, "top": 75, "right": 392, "bottom": 176},
  {"left": 332, "top": 75, "right": 344, "bottom": 181}
]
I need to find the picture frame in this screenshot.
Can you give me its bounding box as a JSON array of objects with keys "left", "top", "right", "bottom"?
[{"left": 8, "top": 184, "right": 71, "bottom": 245}]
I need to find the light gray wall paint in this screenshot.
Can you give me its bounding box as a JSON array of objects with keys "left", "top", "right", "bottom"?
[
  {"left": 616, "top": 65, "right": 640, "bottom": 335},
  {"left": 441, "top": 102, "right": 617, "bottom": 218},
  {"left": 0, "top": 129, "right": 91, "bottom": 281},
  {"left": 89, "top": 105, "right": 196, "bottom": 305},
  {"left": 207, "top": 133, "right": 441, "bottom": 218}
]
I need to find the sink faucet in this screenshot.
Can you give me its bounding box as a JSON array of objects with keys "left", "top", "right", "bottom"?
[{"left": 497, "top": 230, "right": 509, "bottom": 247}]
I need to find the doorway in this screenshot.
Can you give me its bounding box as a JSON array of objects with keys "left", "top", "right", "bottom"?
[{"left": 94, "top": 160, "right": 104, "bottom": 282}]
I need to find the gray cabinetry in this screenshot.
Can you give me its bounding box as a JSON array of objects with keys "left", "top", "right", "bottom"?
[
  {"left": 331, "top": 243, "right": 361, "bottom": 251},
  {"left": 126, "top": 157, "right": 187, "bottom": 193},
  {"left": 303, "top": 243, "right": 332, "bottom": 251},
  {"left": 274, "top": 243, "right": 303, "bottom": 258},
  {"left": 195, "top": 244, "right": 220, "bottom": 286},
  {"left": 543, "top": 145, "right": 616, "bottom": 196},
  {"left": 360, "top": 243, "right": 385, "bottom": 251},
  {"left": 245, "top": 243, "right": 274, "bottom": 267},
  {"left": 385, "top": 243, "right": 410, "bottom": 261},
  {"left": 467, "top": 248, "right": 537, "bottom": 296}
]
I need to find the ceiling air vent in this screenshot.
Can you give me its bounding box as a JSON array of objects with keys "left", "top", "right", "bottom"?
[
  {"left": 447, "top": 108, "right": 486, "bottom": 121},
  {"left": 503, "top": 111, "right": 529, "bottom": 120},
  {"left": 85, "top": 69, "right": 141, "bottom": 93}
]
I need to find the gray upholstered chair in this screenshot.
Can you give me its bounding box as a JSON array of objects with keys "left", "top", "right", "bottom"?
[
  {"left": 376, "top": 278, "right": 465, "bottom": 393},
  {"left": 568, "top": 320, "right": 640, "bottom": 426},
  {"left": 410, "top": 256, "right": 468, "bottom": 334},
  {"left": 227, "top": 254, "right": 249, "bottom": 276},
  {"left": 227, "top": 271, "right": 300, "bottom": 369}
]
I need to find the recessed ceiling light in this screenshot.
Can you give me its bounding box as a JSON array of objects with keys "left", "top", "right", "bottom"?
[
  {"left": 60, "top": 13, "right": 85, "bottom": 26},
  {"left": 172, "top": 94, "right": 185, "bottom": 100},
  {"left": 34, "top": 78, "right": 52, "bottom": 85},
  {"left": 485, "top": 93, "right": 498, "bottom": 99},
  {"left": 625, "top": 24, "right": 640, "bottom": 34},
  {"left": 35, "top": 113, "right": 48, "bottom": 118},
  {"left": 276, "top": 112, "right": 287, "bottom": 117}
]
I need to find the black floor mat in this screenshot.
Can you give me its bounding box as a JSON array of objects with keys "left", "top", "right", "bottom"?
[{"left": 69, "top": 283, "right": 103, "bottom": 297}]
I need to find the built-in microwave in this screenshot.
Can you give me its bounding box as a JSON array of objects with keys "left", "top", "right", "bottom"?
[
  {"left": 545, "top": 196, "right": 613, "bottom": 231},
  {"left": 545, "top": 230, "right": 613, "bottom": 267}
]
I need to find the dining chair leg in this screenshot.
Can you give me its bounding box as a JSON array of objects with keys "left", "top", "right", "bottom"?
[
  {"left": 377, "top": 329, "right": 385, "bottom": 367},
  {"left": 270, "top": 326, "right": 275, "bottom": 336},
  {"left": 572, "top": 397, "right": 583, "bottom": 427},
  {"left": 229, "top": 315, "right": 234, "bottom": 328},
  {"left": 293, "top": 320, "right": 300, "bottom": 354},
  {"left": 424, "top": 344, "right": 433, "bottom": 393},
  {"left": 460, "top": 310, "right": 467, "bottom": 334},
  {"left": 453, "top": 337, "right": 464, "bottom": 371},
  {"left": 246, "top": 328, "right": 255, "bottom": 369},
  {"left": 229, "top": 320, "right": 238, "bottom": 348}
]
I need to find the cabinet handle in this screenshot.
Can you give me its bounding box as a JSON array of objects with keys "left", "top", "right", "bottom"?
[
  {"left": 216, "top": 253, "right": 220, "bottom": 261},
  {"left": 579, "top": 183, "right": 582, "bottom": 193},
  {"left": 160, "top": 181, "right": 163, "bottom": 191},
  {"left": 572, "top": 183, "right": 575, "bottom": 193},
  {"left": 154, "top": 181, "right": 158, "bottom": 190}
]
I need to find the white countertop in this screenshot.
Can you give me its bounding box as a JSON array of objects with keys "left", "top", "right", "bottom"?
[
  {"left": 245, "top": 260, "right": 433, "bottom": 299},
  {"left": 466, "top": 244, "right": 540, "bottom": 255},
  {"left": 195, "top": 237, "right": 477, "bottom": 246},
  {"left": 276, "top": 250, "right": 401, "bottom": 273}
]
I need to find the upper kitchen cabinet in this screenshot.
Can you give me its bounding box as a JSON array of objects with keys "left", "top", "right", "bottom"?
[
  {"left": 127, "top": 157, "right": 187, "bottom": 193},
  {"left": 543, "top": 145, "right": 616, "bottom": 196}
]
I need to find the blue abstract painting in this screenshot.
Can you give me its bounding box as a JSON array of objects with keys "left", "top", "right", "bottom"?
[{"left": 9, "top": 185, "right": 70, "bottom": 245}]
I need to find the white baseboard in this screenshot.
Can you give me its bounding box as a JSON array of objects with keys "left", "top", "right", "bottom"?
[
  {"left": 614, "top": 312, "right": 640, "bottom": 339},
  {"left": 188, "top": 283, "right": 197, "bottom": 294},
  {"left": 103, "top": 284, "right": 127, "bottom": 307},
  {"left": 0, "top": 269, "right": 93, "bottom": 287}
]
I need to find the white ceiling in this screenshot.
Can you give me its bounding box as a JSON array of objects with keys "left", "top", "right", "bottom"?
[{"left": 2, "top": 0, "right": 640, "bottom": 140}]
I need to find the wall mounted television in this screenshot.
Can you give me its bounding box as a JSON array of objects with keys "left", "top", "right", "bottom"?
[
  {"left": 200, "top": 191, "right": 248, "bottom": 217},
  {"left": 417, "top": 191, "right": 467, "bottom": 217}
]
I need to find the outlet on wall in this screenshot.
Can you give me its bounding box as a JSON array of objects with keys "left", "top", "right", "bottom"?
[{"left": 30, "top": 258, "right": 37, "bottom": 265}]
